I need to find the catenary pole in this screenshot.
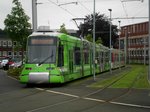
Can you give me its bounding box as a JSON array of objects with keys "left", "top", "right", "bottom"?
[
  {"left": 93, "top": 0, "right": 96, "bottom": 81},
  {"left": 32, "top": 0, "right": 37, "bottom": 32},
  {"left": 108, "top": 9, "right": 112, "bottom": 74},
  {"left": 148, "top": 0, "right": 150, "bottom": 82},
  {"left": 118, "top": 21, "right": 121, "bottom": 70}
]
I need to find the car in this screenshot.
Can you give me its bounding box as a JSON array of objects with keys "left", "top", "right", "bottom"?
[
  {"left": 10, "top": 61, "right": 22, "bottom": 68},
  {"left": 1, "top": 59, "right": 8, "bottom": 66},
  {"left": 1, "top": 59, "right": 9, "bottom": 70}
]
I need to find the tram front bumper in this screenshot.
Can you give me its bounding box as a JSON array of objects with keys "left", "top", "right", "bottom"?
[{"left": 29, "top": 72, "right": 49, "bottom": 84}]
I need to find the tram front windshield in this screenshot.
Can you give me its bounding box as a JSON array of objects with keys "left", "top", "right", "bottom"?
[{"left": 27, "top": 36, "right": 57, "bottom": 64}]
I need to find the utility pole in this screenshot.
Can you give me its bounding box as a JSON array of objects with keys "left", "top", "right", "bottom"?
[
  {"left": 124, "top": 28, "right": 127, "bottom": 65},
  {"left": 118, "top": 21, "right": 121, "bottom": 70},
  {"left": 108, "top": 9, "right": 112, "bottom": 74},
  {"left": 143, "top": 37, "right": 146, "bottom": 65},
  {"left": 148, "top": 0, "right": 150, "bottom": 83},
  {"left": 128, "top": 32, "right": 131, "bottom": 64},
  {"left": 93, "top": 0, "right": 96, "bottom": 80},
  {"left": 32, "top": 0, "right": 37, "bottom": 32}
]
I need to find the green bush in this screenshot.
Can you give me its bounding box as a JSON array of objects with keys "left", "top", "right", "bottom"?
[{"left": 7, "top": 68, "right": 23, "bottom": 79}]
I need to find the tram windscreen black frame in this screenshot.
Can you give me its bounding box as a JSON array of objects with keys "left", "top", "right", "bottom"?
[{"left": 58, "top": 45, "right": 64, "bottom": 67}]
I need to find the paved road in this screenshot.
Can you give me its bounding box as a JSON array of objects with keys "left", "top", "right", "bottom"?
[{"left": 0, "top": 69, "right": 150, "bottom": 112}]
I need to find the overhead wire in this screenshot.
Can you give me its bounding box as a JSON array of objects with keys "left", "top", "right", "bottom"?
[
  {"left": 77, "top": 0, "right": 92, "bottom": 14},
  {"left": 47, "top": 0, "right": 77, "bottom": 17},
  {"left": 120, "top": 0, "right": 130, "bottom": 23}
]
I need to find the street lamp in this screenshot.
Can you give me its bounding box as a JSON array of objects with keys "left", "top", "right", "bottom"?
[{"left": 108, "top": 9, "right": 112, "bottom": 74}]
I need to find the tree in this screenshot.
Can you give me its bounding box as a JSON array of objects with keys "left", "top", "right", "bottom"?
[
  {"left": 4, "top": 0, "right": 31, "bottom": 60},
  {"left": 85, "top": 34, "right": 92, "bottom": 42},
  {"left": 79, "top": 13, "right": 118, "bottom": 47},
  {"left": 60, "top": 23, "right": 68, "bottom": 34},
  {"left": 96, "top": 37, "right": 103, "bottom": 44}
]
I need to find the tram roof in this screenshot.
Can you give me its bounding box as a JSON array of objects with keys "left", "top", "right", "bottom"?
[
  {"left": 30, "top": 31, "right": 82, "bottom": 41},
  {"left": 30, "top": 31, "right": 110, "bottom": 50},
  {"left": 30, "top": 31, "right": 60, "bottom": 37}
]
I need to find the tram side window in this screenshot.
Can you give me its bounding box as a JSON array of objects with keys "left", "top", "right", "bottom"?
[
  {"left": 84, "top": 50, "right": 89, "bottom": 64},
  {"left": 105, "top": 52, "right": 109, "bottom": 63},
  {"left": 101, "top": 52, "right": 103, "bottom": 63},
  {"left": 95, "top": 51, "right": 99, "bottom": 64},
  {"left": 58, "top": 45, "right": 64, "bottom": 67},
  {"left": 74, "top": 47, "right": 81, "bottom": 65}
]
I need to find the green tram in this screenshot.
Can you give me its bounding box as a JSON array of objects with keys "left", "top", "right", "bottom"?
[{"left": 20, "top": 31, "right": 125, "bottom": 84}]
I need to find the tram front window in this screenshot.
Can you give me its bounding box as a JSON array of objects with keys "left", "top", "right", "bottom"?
[{"left": 27, "top": 36, "right": 57, "bottom": 64}]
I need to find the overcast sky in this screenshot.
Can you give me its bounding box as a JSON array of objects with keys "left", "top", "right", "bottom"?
[{"left": 0, "top": 0, "right": 148, "bottom": 30}]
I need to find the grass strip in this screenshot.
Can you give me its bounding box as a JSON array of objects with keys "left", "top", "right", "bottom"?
[
  {"left": 132, "top": 66, "right": 150, "bottom": 89},
  {"left": 90, "top": 65, "right": 150, "bottom": 89},
  {"left": 89, "top": 70, "right": 130, "bottom": 88}
]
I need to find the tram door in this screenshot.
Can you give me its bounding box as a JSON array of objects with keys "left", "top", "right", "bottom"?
[{"left": 69, "top": 50, "right": 73, "bottom": 74}]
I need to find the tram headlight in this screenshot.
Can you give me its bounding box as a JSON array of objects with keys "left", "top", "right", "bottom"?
[{"left": 25, "top": 67, "right": 32, "bottom": 70}]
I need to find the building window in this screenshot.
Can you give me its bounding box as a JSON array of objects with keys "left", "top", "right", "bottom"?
[
  {"left": 133, "top": 39, "right": 136, "bottom": 45},
  {"left": 3, "top": 51, "right": 7, "bottom": 56},
  {"left": 146, "top": 50, "right": 148, "bottom": 56},
  {"left": 8, "top": 41, "right": 12, "bottom": 47},
  {"left": 0, "top": 41, "right": 1, "bottom": 46},
  {"left": 19, "top": 51, "right": 22, "bottom": 56},
  {"left": 8, "top": 51, "right": 12, "bottom": 56},
  {"left": 14, "top": 52, "right": 17, "bottom": 56},
  {"left": 3, "top": 41, "right": 7, "bottom": 47},
  {"left": 13, "top": 41, "right": 17, "bottom": 46}
]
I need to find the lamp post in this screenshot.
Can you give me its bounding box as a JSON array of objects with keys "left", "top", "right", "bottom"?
[
  {"left": 118, "top": 21, "right": 121, "bottom": 70},
  {"left": 93, "top": 0, "right": 96, "bottom": 80},
  {"left": 108, "top": 9, "right": 112, "bottom": 74}
]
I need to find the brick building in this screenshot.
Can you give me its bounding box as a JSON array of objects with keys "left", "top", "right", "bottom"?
[
  {"left": 120, "top": 21, "right": 149, "bottom": 64},
  {"left": 0, "top": 32, "right": 24, "bottom": 61}
]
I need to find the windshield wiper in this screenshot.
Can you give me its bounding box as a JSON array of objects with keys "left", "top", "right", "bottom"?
[{"left": 38, "top": 50, "right": 54, "bottom": 66}]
